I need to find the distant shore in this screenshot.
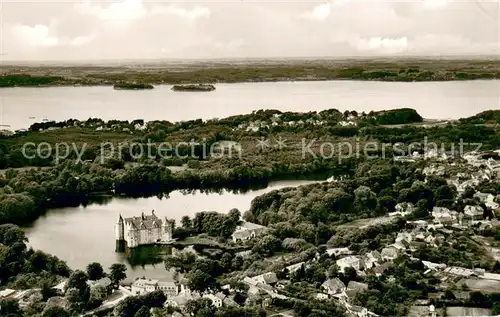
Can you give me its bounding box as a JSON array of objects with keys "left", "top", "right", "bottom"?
[{"left": 1, "top": 58, "right": 500, "bottom": 87}]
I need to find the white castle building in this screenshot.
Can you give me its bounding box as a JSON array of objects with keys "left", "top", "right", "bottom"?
[{"left": 115, "top": 210, "right": 174, "bottom": 251}]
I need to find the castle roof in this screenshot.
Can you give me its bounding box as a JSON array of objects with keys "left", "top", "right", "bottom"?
[{"left": 124, "top": 211, "right": 163, "bottom": 230}]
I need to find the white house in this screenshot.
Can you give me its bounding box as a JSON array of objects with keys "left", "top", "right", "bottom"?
[
  {"left": 132, "top": 279, "right": 158, "bottom": 295},
  {"left": 362, "top": 251, "right": 382, "bottom": 269},
  {"left": 253, "top": 272, "right": 279, "bottom": 285},
  {"left": 203, "top": 294, "right": 223, "bottom": 308},
  {"left": 326, "top": 247, "right": 353, "bottom": 257},
  {"left": 231, "top": 222, "right": 267, "bottom": 243},
  {"left": 132, "top": 278, "right": 178, "bottom": 297},
  {"left": 464, "top": 205, "right": 483, "bottom": 221},
  {"left": 396, "top": 232, "right": 412, "bottom": 245},
  {"left": 381, "top": 246, "right": 400, "bottom": 261},
  {"left": 432, "top": 207, "right": 456, "bottom": 225},
  {"left": 336, "top": 256, "right": 364, "bottom": 272},
  {"left": 321, "top": 278, "right": 346, "bottom": 295}
]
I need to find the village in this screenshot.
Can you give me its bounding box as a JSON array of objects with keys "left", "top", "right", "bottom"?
[{"left": 1, "top": 149, "right": 500, "bottom": 317}]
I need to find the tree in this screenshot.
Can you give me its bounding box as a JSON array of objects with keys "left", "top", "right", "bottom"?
[
  {"left": 220, "top": 252, "right": 233, "bottom": 271},
  {"left": 342, "top": 267, "right": 357, "bottom": 285},
  {"left": 469, "top": 291, "right": 486, "bottom": 304},
  {"left": 251, "top": 235, "right": 281, "bottom": 257},
  {"left": 493, "top": 261, "right": 500, "bottom": 273},
  {"left": 413, "top": 199, "right": 430, "bottom": 218},
  {"left": 89, "top": 284, "right": 109, "bottom": 304},
  {"left": 41, "top": 282, "right": 56, "bottom": 301},
  {"left": 109, "top": 263, "right": 127, "bottom": 288},
  {"left": 327, "top": 264, "right": 339, "bottom": 278},
  {"left": 187, "top": 269, "right": 217, "bottom": 293},
  {"left": 66, "top": 270, "right": 88, "bottom": 292},
  {"left": 0, "top": 299, "right": 22, "bottom": 317},
  {"left": 231, "top": 256, "right": 243, "bottom": 270},
  {"left": 66, "top": 287, "right": 90, "bottom": 313},
  {"left": 291, "top": 264, "right": 306, "bottom": 282},
  {"left": 442, "top": 289, "right": 456, "bottom": 300},
  {"left": 86, "top": 262, "right": 105, "bottom": 280},
  {"left": 41, "top": 306, "right": 70, "bottom": 317},
  {"left": 134, "top": 306, "right": 151, "bottom": 317},
  {"left": 181, "top": 216, "right": 192, "bottom": 229},
  {"left": 354, "top": 186, "right": 378, "bottom": 213},
  {"left": 185, "top": 298, "right": 214, "bottom": 316}
]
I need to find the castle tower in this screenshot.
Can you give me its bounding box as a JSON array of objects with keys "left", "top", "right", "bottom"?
[
  {"left": 161, "top": 216, "right": 173, "bottom": 241},
  {"left": 115, "top": 214, "right": 126, "bottom": 252}
]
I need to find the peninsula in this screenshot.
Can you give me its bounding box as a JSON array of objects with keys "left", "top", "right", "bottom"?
[
  {"left": 171, "top": 84, "right": 216, "bottom": 92},
  {"left": 113, "top": 82, "right": 154, "bottom": 90}
]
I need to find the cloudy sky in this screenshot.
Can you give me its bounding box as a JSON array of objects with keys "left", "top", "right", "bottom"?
[{"left": 1, "top": 0, "right": 498, "bottom": 60}]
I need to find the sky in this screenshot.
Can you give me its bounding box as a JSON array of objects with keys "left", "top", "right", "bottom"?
[{"left": 0, "top": 0, "right": 499, "bottom": 60}]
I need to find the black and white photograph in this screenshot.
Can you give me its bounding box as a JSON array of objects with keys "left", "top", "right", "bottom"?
[{"left": 0, "top": 1, "right": 499, "bottom": 316}]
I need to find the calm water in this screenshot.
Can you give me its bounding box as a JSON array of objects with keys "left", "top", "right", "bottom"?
[
  {"left": 24, "top": 180, "right": 317, "bottom": 279},
  {"left": 1, "top": 80, "right": 499, "bottom": 130},
  {"left": 8, "top": 80, "right": 500, "bottom": 279}
]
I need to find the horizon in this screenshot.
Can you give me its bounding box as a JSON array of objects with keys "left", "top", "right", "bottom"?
[
  {"left": 1, "top": 55, "right": 500, "bottom": 66},
  {"left": 2, "top": 0, "right": 498, "bottom": 61}
]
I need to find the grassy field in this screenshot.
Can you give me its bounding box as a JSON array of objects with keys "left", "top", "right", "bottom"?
[{"left": 1, "top": 58, "right": 500, "bottom": 86}]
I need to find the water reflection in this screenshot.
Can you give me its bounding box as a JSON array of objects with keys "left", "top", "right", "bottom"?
[{"left": 122, "top": 245, "right": 173, "bottom": 268}]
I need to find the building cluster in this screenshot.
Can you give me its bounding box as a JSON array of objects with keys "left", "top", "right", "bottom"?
[{"left": 233, "top": 112, "right": 361, "bottom": 133}]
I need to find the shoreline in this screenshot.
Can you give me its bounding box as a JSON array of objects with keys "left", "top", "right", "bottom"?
[
  {"left": 0, "top": 76, "right": 498, "bottom": 89},
  {"left": 2, "top": 59, "right": 500, "bottom": 87}
]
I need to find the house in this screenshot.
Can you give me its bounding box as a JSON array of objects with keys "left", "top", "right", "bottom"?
[
  {"left": 243, "top": 272, "right": 279, "bottom": 288},
  {"left": 223, "top": 295, "right": 239, "bottom": 307},
  {"left": 0, "top": 289, "right": 16, "bottom": 298},
  {"left": 396, "top": 232, "right": 412, "bottom": 245},
  {"left": 326, "top": 247, "right": 353, "bottom": 257},
  {"left": 422, "top": 261, "right": 447, "bottom": 271},
  {"left": 132, "top": 278, "right": 178, "bottom": 296},
  {"left": 203, "top": 293, "right": 223, "bottom": 308},
  {"left": 52, "top": 280, "right": 68, "bottom": 294},
  {"left": 321, "top": 278, "right": 346, "bottom": 295},
  {"left": 243, "top": 276, "right": 258, "bottom": 287},
  {"left": 410, "top": 220, "right": 428, "bottom": 230},
  {"left": 362, "top": 251, "right": 382, "bottom": 269},
  {"left": 254, "top": 272, "right": 278, "bottom": 285},
  {"left": 286, "top": 262, "right": 305, "bottom": 274},
  {"left": 132, "top": 278, "right": 159, "bottom": 295},
  {"left": 316, "top": 293, "right": 329, "bottom": 300},
  {"left": 443, "top": 266, "right": 475, "bottom": 278},
  {"left": 346, "top": 281, "right": 369, "bottom": 297},
  {"left": 390, "top": 202, "right": 415, "bottom": 217},
  {"left": 336, "top": 256, "right": 364, "bottom": 272},
  {"left": 432, "top": 207, "right": 456, "bottom": 225},
  {"left": 464, "top": 205, "right": 484, "bottom": 221},
  {"left": 381, "top": 246, "right": 400, "bottom": 261},
  {"left": 157, "top": 281, "right": 179, "bottom": 297},
  {"left": 231, "top": 221, "right": 267, "bottom": 243},
  {"left": 372, "top": 262, "right": 392, "bottom": 277}
]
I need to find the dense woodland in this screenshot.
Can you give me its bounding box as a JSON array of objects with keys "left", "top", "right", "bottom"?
[
  {"left": 0, "top": 109, "right": 499, "bottom": 226},
  {"left": 0, "top": 108, "right": 499, "bottom": 316}
]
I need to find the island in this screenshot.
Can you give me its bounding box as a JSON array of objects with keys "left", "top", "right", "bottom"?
[
  {"left": 171, "top": 84, "right": 216, "bottom": 92},
  {"left": 113, "top": 82, "right": 154, "bottom": 90}
]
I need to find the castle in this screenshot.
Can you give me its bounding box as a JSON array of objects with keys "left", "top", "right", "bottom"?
[{"left": 115, "top": 210, "right": 174, "bottom": 252}]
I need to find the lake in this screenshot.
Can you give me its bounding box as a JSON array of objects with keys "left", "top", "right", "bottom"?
[
  {"left": 1, "top": 80, "right": 499, "bottom": 130},
  {"left": 23, "top": 180, "right": 318, "bottom": 279}
]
